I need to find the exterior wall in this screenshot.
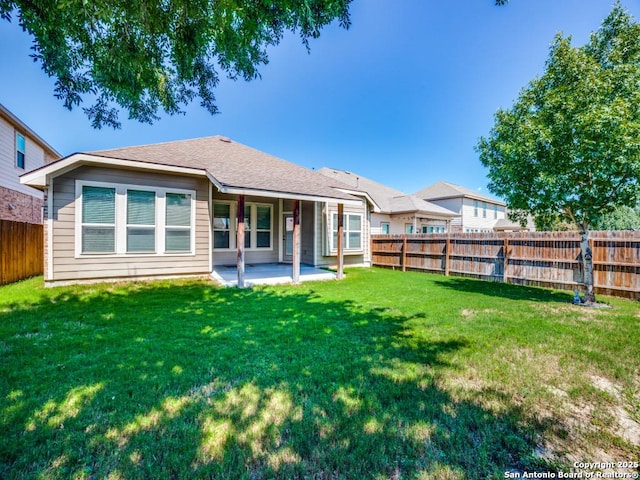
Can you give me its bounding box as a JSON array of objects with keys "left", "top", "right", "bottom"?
[
  {"left": 316, "top": 199, "right": 370, "bottom": 268},
  {"left": 47, "top": 166, "right": 210, "bottom": 285},
  {"left": 0, "top": 185, "right": 43, "bottom": 223},
  {"left": 211, "top": 191, "right": 281, "bottom": 266},
  {"left": 372, "top": 212, "right": 450, "bottom": 234},
  {"left": 0, "top": 115, "right": 46, "bottom": 199},
  {"left": 301, "top": 200, "right": 315, "bottom": 265},
  {"left": 459, "top": 198, "right": 506, "bottom": 232},
  {"left": 427, "top": 198, "right": 463, "bottom": 230}
]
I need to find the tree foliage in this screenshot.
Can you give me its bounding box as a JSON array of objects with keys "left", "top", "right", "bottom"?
[
  {"left": 0, "top": 0, "right": 353, "bottom": 128},
  {"left": 478, "top": 3, "right": 640, "bottom": 231},
  {"left": 476, "top": 3, "right": 640, "bottom": 302}
]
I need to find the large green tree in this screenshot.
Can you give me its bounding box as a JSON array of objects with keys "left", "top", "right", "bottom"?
[
  {"left": 1, "top": 1, "right": 509, "bottom": 129},
  {"left": 0, "top": 0, "right": 354, "bottom": 128},
  {"left": 477, "top": 3, "right": 640, "bottom": 304}
]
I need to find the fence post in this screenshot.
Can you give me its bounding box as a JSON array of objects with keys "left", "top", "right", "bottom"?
[
  {"left": 445, "top": 234, "right": 451, "bottom": 276},
  {"left": 402, "top": 236, "right": 407, "bottom": 272},
  {"left": 503, "top": 234, "right": 509, "bottom": 283}
]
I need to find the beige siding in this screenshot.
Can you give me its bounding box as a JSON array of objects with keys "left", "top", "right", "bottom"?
[
  {"left": 49, "top": 166, "right": 210, "bottom": 284},
  {"left": 316, "top": 199, "right": 369, "bottom": 268},
  {"left": 301, "top": 201, "right": 315, "bottom": 265},
  {"left": 0, "top": 116, "right": 45, "bottom": 199},
  {"left": 211, "top": 192, "right": 280, "bottom": 266}
]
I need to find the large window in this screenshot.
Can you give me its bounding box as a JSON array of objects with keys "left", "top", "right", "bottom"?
[
  {"left": 77, "top": 181, "right": 194, "bottom": 256},
  {"left": 212, "top": 201, "right": 272, "bottom": 250},
  {"left": 16, "top": 132, "right": 25, "bottom": 169},
  {"left": 166, "top": 193, "right": 192, "bottom": 252},
  {"left": 82, "top": 186, "right": 116, "bottom": 253},
  {"left": 127, "top": 190, "right": 156, "bottom": 252},
  {"left": 332, "top": 213, "right": 363, "bottom": 250}
]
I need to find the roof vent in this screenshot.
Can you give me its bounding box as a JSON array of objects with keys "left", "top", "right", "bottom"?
[{"left": 219, "top": 136, "right": 232, "bottom": 143}]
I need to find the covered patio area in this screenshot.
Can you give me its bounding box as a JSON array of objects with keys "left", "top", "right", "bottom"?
[{"left": 211, "top": 263, "right": 337, "bottom": 287}]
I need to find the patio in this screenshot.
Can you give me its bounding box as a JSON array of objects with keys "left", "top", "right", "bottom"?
[{"left": 211, "top": 263, "right": 337, "bottom": 287}]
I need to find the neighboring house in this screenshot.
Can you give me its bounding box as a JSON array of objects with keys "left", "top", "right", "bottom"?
[
  {"left": 21, "top": 136, "right": 374, "bottom": 286},
  {"left": 493, "top": 211, "right": 537, "bottom": 232},
  {"left": 414, "top": 181, "right": 506, "bottom": 233},
  {"left": 318, "top": 168, "right": 458, "bottom": 234},
  {"left": 0, "top": 103, "right": 60, "bottom": 223}
]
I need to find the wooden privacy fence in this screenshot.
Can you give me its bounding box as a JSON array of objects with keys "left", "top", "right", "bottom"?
[
  {"left": 371, "top": 231, "right": 640, "bottom": 299},
  {"left": 0, "top": 220, "right": 43, "bottom": 286}
]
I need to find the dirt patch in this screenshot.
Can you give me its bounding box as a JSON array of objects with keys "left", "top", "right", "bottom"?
[
  {"left": 460, "top": 308, "right": 497, "bottom": 318},
  {"left": 590, "top": 375, "right": 640, "bottom": 446}
]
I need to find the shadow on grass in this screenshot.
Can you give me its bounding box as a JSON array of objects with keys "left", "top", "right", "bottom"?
[
  {"left": 432, "top": 276, "right": 572, "bottom": 304},
  {"left": 1, "top": 280, "right": 551, "bottom": 479}
]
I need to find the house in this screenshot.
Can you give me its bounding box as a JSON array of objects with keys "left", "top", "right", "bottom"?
[
  {"left": 0, "top": 103, "right": 60, "bottom": 223},
  {"left": 20, "top": 136, "right": 374, "bottom": 287},
  {"left": 318, "top": 168, "right": 458, "bottom": 234},
  {"left": 414, "top": 181, "right": 506, "bottom": 233}
]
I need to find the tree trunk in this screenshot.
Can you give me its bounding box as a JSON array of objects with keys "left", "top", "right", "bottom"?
[{"left": 579, "top": 225, "right": 596, "bottom": 304}]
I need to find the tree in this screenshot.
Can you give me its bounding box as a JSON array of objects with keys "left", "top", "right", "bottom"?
[
  {"left": 593, "top": 202, "right": 640, "bottom": 230},
  {"left": 0, "top": 0, "right": 353, "bottom": 128},
  {"left": 476, "top": 3, "right": 640, "bottom": 304}
]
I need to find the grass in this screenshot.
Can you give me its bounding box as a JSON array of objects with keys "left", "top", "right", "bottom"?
[{"left": 0, "top": 268, "right": 638, "bottom": 479}]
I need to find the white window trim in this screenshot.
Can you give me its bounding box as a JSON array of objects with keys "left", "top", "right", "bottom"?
[
  {"left": 75, "top": 180, "right": 196, "bottom": 258},
  {"left": 212, "top": 200, "right": 274, "bottom": 252},
  {"left": 380, "top": 222, "right": 390, "bottom": 234},
  {"left": 329, "top": 211, "right": 364, "bottom": 253}
]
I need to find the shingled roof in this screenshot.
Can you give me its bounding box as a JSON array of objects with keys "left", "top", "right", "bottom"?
[
  {"left": 318, "top": 168, "right": 457, "bottom": 217},
  {"left": 414, "top": 181, "right": 505, "bottom": 206},
  {"left": 22, "top": 136, "right": 361, "bottom": 203}
]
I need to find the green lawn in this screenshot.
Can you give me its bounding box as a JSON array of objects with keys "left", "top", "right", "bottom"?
[{"left": 1, "top": 268, "right": 638, "bottom": 479}]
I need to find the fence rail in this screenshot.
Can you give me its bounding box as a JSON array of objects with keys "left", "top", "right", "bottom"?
[
  {"left": 371, "top": 231, "right": 640, "bottom": 299},
  {"left": 0, "top": 220, "right": 43, "bottom": 286}
]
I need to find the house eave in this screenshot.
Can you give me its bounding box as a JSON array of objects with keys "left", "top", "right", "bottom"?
[
  {"left": 20, "top": 153, "right": 208, "bottom": 189},
  {"left": 215, "top": 183, "right": 363, "bottom": 206}
]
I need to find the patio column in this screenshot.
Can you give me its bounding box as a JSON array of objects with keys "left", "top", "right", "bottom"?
[
  {"left": 237, "top": 195, "right": 245, "bottom": 288},
  {"left": 337, "top": 203, "right": 344, "bottom": 280},
  {"left": 292, "top": 199, "right": 300, "bottom": 283}
]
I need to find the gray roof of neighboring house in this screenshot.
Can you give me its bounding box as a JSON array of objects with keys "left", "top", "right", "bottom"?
[
  {"left": 414, "top": 181, "right": 506, "bottom": 206},
  {"left": 494, "top": 214, "right": 536, "bottom": 231},
  {"left": 318, "top": 167, "right": 457, "bottom": 217},
  {"left": 86, "top": 136, "right": 358, "bottom": 202},
  {"left": 0, "top": 103, "right": 61, "bottom": 159}
]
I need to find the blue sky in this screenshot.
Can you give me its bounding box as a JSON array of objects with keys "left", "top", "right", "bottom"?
[{"left": 1, "top": 0, "right": 638, "bottom": 197}]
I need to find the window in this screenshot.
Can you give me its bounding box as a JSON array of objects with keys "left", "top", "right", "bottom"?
[
  {"left": 332, "top": 213, "right": 363, "bottom": 250},
  {"left": 474, "top": 200, "right": 479, "bottom": 217},
  {"left": 423, "top": 225, "right": 429, "bottom": 234},
  {"left": 213, "top": 203, "right": 231, "bottom": 249},
  {"left": 77, "top": 181, "right": 194, "bottom": 256},
  {"left": 255, "top": 205, "right": 271, "bottom": 248},
  {"left": 380, "top": 222, "right": 390, "bottom": 234},
  {"left": 127, "top": 190, "right": 156, "bottom": 252},
  {"left": 16, "top": 132, "right": 25, "bottom": 169},
  {"left": 483, "top": 202, "right": 487, "bottom": 218},
  {"left": 166, "top": 193, "right": 192, "bottom": 252},
  {"left": 405, "top": 224, "right": 414, "bottom": 234},
  {"left": 212, "top": 202, "right": 272, "bottom": 250},
  {"left": 82, "top": 185, "right": 116, "bottom": 253},
  {"left": 494, "top": 204, "right": 498, "bottom": 219}
]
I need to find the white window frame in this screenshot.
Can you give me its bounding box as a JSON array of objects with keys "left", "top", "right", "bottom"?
[
  {"left": 75, "top": 180, "right": 196, "bottom": 258},
  {"left": 494, "top": 204, "right": 498, "bottom": 219},
  {"left": 483, "top": 202, "right": 487, "bottom": 218},
  {"left": 212, "top": 200, "right": 274, "bottom": 251},
  {"left": 474, "top": 200, "right": 479, "bottom": 217},
  {"left": 380, "top": 222, "right": 390, "bottom": 234},
  {"left": 126, "top": 189, "right": 157, "bottom": 254},
  {"left": 329, "top": 211, "right": 364, "bottom": 252}
]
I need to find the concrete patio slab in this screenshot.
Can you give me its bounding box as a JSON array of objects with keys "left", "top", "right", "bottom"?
[{"left": 211, "top": 263, "right": 337, "bottom": 287}]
